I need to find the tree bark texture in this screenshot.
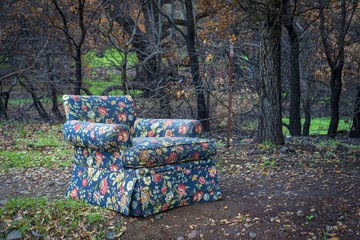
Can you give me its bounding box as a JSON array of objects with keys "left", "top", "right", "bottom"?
[
  {"left": 184, "top": 0, "right": 209, "bottom": 131},
  {"left": 74, "top": 48, "right": 83, "bottom": 95},
  {"left": 286, "top": 24, "right": 301, "bottom": 136},
  {"left": 256, "top": 1, "right": 285, "bottom": 145},
  {"left": 328, "top": 67, "right": 343, "bottom": 137},
  {"left": 349, "top": 86, "right": 360, "bottom": 138}
]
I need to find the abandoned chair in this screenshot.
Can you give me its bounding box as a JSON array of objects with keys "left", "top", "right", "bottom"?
[{"left": 62, "top": 95, "right": 221, "bottom": 216}]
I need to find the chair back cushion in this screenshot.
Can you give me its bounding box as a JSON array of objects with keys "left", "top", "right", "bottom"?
[{"left": 63, "top": 95, "right": 137, "bottom": 129}]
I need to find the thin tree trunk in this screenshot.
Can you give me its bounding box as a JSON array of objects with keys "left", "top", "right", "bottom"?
[
  {"left": 328, "top": 67, "right": 343, "bottom": 137},
  {"left": 74, "top": 48, "right": 82, "bottom": 95},
  {"left": 50, "top": 81, "right": 64, "bottom": 120},
  {"left": 286, "top": 25, "right": 301, "bottom": 136},
  {"left": 302, "top": 76, "right": 311, "bottom": 136},
  {"left": 184, "top": 0, "right": 209, "bottom": 131},
  {"left": 349, "top": 86, "right": 360, "bottom": 138}
]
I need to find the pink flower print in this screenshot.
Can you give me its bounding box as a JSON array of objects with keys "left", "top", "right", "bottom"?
[
  {"left": 100, "top": 178, "right": 108, "bottom": 195},
  {"left": 162, "top": 203, "right": 168, "bottom": 211},
  {"left": 98, "top": 106, "right": 107, "bottom": 116},
  {"left": 199, "top": 176, "right": 206, "bottom": 185},
  {"left": 153, "top": 173, "right": 162, "bottom": 183},
  {"left": 148, "top": 130, "right": 154, "bottom": 137},
  {"left": 178, "top": 125, "right": 189, "bottom": 135},
  {"left": 195, "top": 123, "right": 202, "bottom": 134},
  {"left": 177, "top": 184, "right": 187, "bottom": 196},
  {"left": 70, "top": 188, "right": 78, "bottom": 198},
  {"left": 193, "top": 190, "right": 203, "bottom": 202},
  {"left": 110, "top": 164, "right": 118, "bottom": 171},
  {"left": 192, "top": 152, "right": 200, "bottom": 160},
  {"left": 166, "top": 152, "right": 177, "bottom": 164},
  {"left": 164, "top": 120, "right": 174, "bottom": 126},
  {"left": 165, "top": 130, "right": 173, "bottom": 137},
  {"left": 161, "top": 186, "right": 168, "bottom": 195},
  {"left": 105, "top": 119, "right": 113, "bottom": 124},
  {"left": 113, "top": 151, "right": 120, "bottom": 158},
  {"left": 82, "top": 178, "right": 88, "bottom": 187},
  {"left": 74, "top": 123, "right": 82, "bottom": 132},
  {"left": 200, "top": 142, "right": 209, "bottom": 149},
  {"left": 95, "top": 152, "right": 103, "bottom": 165},
  {"left": 71, "top": 95, "right": 79, "bottom": 101},
  {"left": 117, "top": 112, "right": 127, "bottom": 122},
  {"left": 90, "top": 129, "right": 95, "bottom": 140},
  {"left": 117, "top": 129, "right": 129, "bottom": 142}
]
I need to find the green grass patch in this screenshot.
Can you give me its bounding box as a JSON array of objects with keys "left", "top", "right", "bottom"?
[
  {"left": 0, "top": 149, "right": 72, "bottom": 171},
  {"left": 0, "top": 197, "right": 125, "bottom": 239},
  {"left": 282, "top": 117, "right": 352, "bottom": 136},
  {"left": 0, "top": 124, "right": 73, "bottom": 171},
  {"left": 84, "top": 49, "right": 137, "bottom": 68}
]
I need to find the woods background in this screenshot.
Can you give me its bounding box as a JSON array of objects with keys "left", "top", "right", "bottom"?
[{"left": 1, "top": 0, "right": 360, "bottom": 143}]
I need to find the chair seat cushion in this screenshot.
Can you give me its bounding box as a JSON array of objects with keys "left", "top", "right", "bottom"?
[{"left": 123, "top": 137, "right": 216, "bottom": 168}]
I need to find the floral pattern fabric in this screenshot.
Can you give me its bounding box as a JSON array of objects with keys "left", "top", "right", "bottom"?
[
  {"left": 63, "top": 120, "right": 132, "bottom": 151},
  {"left": 123, "top": 137, "right": 216, "bottom": 168},
  {"left": 62, "top": 95, "right": 222, "bottom": 216},
  {"left": 65, "top": 159, "right": 221, "bottom": 217},
  {"left": 63, "top": 95, "right": 137, "bottom": 130},
  {"left": 134, "top": 118, "right": 203, "bottom": 138}
]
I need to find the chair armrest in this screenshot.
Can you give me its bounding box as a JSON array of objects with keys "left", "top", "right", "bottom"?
[
  {"left": 63, "top": 120, "right": 132, "bottom": 150},
  {"left": 134, "top": 118, "right": 203, "bottom": 138}
]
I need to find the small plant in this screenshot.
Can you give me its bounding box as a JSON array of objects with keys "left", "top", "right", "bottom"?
[
  {"left": 306, "top": 215, "right": 314, "bottom": 220},
  {"left": 322, "top": 225, "right": 331, "bottom": 240},
  {"left": 261, "top": 140, "right": 276, "bottom": 149},
  {"left": 14, "top": 121, "right": 26, "bottom": 137}
]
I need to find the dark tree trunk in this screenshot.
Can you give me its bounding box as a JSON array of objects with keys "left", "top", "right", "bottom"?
[
  {"left": 286, "top": 24, "right": 301, "bottom": 136},
  {"left": 303, "top": 77, "right": 311, "bottom": 136},
  {"left": 50, "top": 81, "right": 64, "bottom": 120},
  {"left": 19, "top": 79, "right": 50, "bottom": 121},
  {"left": 328, "top": 66, "right": 343, "bottom": 137},
  {"left": 349, "top": 86, "right": 360, "bottom": 138},
  {"left": 256, "top": 1, "right": 285, "bottom": 145},
  {"left": 184, "top": 0, "right": 209, "bottom": 131},
  {"left": 74, "top": 48, "right": 82, "bottom": 95}
]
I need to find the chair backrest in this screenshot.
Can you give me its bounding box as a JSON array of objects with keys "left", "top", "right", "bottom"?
[{"left": 63, "top": 95, "right": 137, "bottom": 129}]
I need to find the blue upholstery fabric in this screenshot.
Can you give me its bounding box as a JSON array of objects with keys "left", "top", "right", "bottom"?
[
  {"left": 63, "top": 95, "right": 136, "bottom": 129},
  {"left": 123, "top": 137, "right": 216, "bottom": 168},
  {"left": 62, "top": 95, "right": 222, "bottom": 216},
  {"left": 134, "top": 118, "right": 203, "bottom": 138},
  {"left": 63, "top": 120, "right": 132, "bottom": 151},
  {"left": 65, "top": 159, "right": 221, "bottom": 217}
]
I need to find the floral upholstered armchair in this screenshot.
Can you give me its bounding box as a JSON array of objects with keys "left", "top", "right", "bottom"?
[{"left": 62, "top": 95, "right": 221, "bottom": 216}]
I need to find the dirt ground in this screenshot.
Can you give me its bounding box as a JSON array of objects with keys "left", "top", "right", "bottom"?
[{"left": 1, "top": 132, "right": 359, "bottom": 240}]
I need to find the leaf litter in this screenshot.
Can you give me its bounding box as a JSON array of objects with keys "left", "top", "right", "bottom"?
[{"left": 0, "top": 124, "right": 359, "bottom": 239}]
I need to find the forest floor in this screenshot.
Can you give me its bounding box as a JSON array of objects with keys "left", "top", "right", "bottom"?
[{"left": 0, "top": 124, "right": 360, "bottom": 240}]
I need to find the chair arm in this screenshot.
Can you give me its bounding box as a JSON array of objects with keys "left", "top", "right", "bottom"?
[
  {"left": 63, "top": 120, "right": 132, "bottom": 150},
  {"left": 133, "top": 118, "right": 203, "bottom": 138}
]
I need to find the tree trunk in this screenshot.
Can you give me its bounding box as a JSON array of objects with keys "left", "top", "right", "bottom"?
[
  {"left": 328, "top": 66, "right": 343, "bottom": 137},
  {"left": 286, "top": 25, "right": 301, "bottom": 136},
  {"left": 349, "top": 86, "right": 360, "bottom": 138},
  {"left": 256, "top": 10, "right": 285, "bottom": 145},
  {"left": 302, "top": 77, "right": 311, "bottom": 136},
  {"left": 19, "top": 79, "right": 50, "bottom": 121},
  {"left": 184, "top": 0, "right": 209, "bottom": 131},
  {"left": 50, "top": 81, "right": 64, "bottom": 121},
  {"left": 74, "top": 48, "right": 82, "bottom": 95}
]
